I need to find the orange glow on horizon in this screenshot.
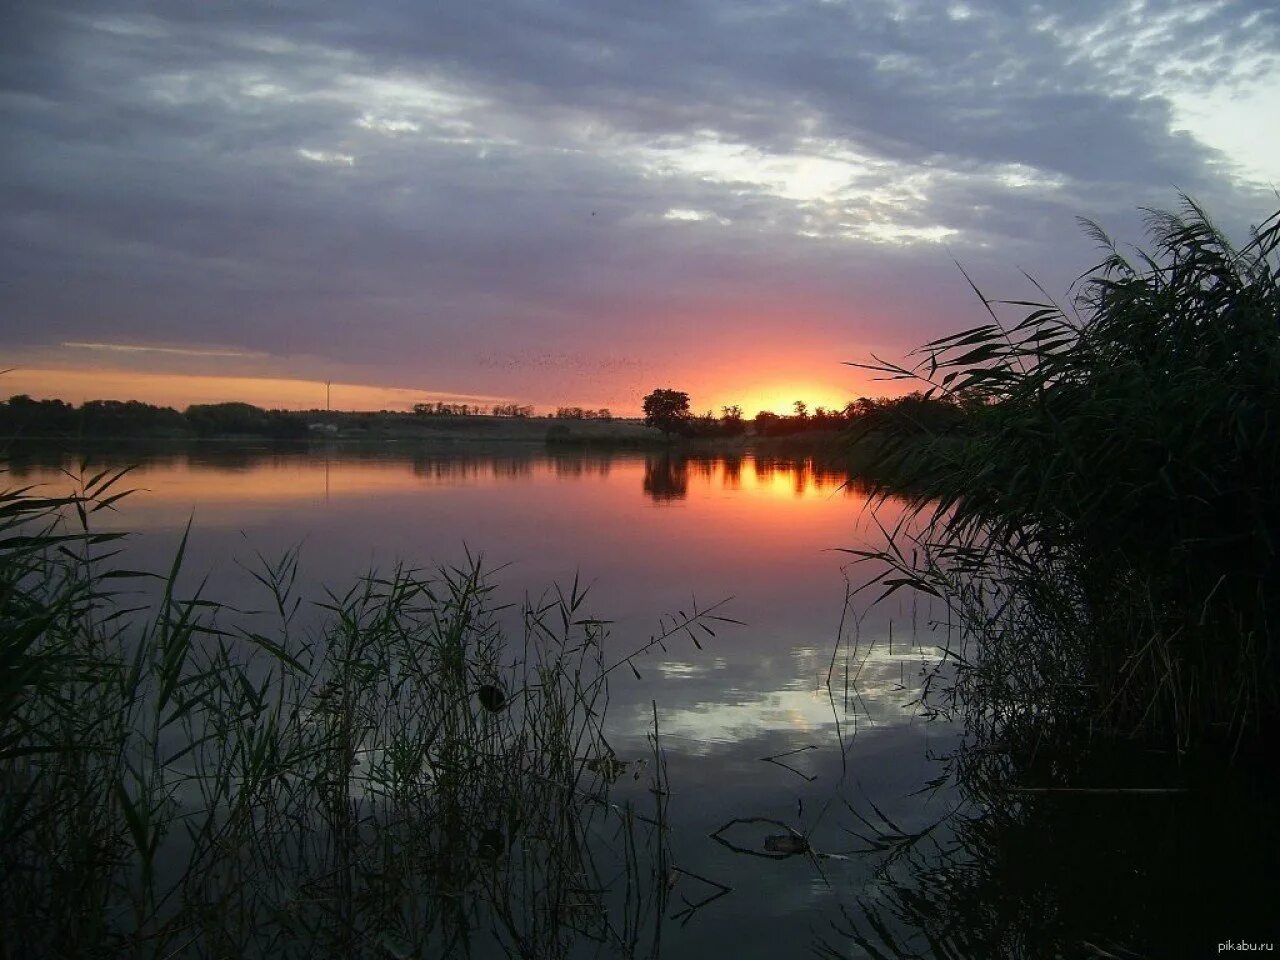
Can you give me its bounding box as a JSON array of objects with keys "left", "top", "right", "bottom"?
[
  {"left": 2, "top": 363, "right": 905, "bottom": 419},
  {"left": 0, "top": 367, "right": 510, "bottom": 413},
  {"left": 702, "top": 379, "right": 891, "bottom": 418}
]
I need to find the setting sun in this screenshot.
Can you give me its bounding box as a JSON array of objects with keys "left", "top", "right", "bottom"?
[
  {"left": 703, "top": 374, "right": 890, "bottom": 418},
  {"left": 729, "top": 385, "right": 858, "bottom": 417}
]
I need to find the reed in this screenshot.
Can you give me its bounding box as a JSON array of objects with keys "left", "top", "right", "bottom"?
[
  {"left": 848, "top": 198, "right": 1280, "bottom": 751},
  {"left": 0, "top": 466, "right": 724, "bottom": 958}
]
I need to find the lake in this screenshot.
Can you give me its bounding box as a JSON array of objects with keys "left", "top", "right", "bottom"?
[{"left": 5, "top": 441, "right": 1275, "bottom": 957}]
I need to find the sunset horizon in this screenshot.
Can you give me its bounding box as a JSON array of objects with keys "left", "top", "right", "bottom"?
[
  {"left": 6, "top": 3, "right": 1275, "bottom": 422},
  {"left": 3, "top": 4, "right": 1278, "bottom": 953},
  {"left": 2, "top": 358, "right": 899, "bottom": 418}
]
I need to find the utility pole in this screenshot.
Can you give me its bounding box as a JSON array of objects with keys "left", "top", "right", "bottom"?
[{"left": 326, "top": 380, "right": 331, "bottom": 413}]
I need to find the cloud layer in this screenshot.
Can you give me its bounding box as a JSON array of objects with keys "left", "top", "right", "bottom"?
[{"left": 3, "top": 0, "right": 1277, "bottom": 410}]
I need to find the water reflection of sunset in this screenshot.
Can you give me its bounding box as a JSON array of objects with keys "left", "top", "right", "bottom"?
[
  {"left": 9, "top": 449, "right": 871, "bottom": 520},
  {"left": 750, "top": 457, "right": 858, "bottom": 499}
]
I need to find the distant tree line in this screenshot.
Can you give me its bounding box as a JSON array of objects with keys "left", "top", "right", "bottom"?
[
  {"left": 413, "top": 401, "right": 543, "bottom": 418},
  {"left": 640, "top": 388, "right": 966, "bottom": 440},
  {"left": 2, "top": 389, "right": 967, "bottom": 442},
  {"left": 0, "top": 396, "right": 307, "bottom": 439},
  {"left": 184, "top": 402, "right": 309, "bottom": 438},
  {"left": 553, "top": 407, "right": 612, "bottom": 421},
  {"left": 0, "top": 394, "right": 566, "bottom": 439},
  {"left": 0, "top": 397, "right": 187, "bottom": 437},
  {"left": 686, "top": 405, "right": 747, "bottom": 438},
  {"left": 754, "top": 393, "right": 968, "bottom": 437},
  {"left": 413, "top": 401, "right": 485, "bottom": 417}
]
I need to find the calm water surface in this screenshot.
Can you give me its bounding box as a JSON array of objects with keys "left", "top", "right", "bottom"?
[{"left": 7, "top": 442, "right": 1275, "bottom": 957}]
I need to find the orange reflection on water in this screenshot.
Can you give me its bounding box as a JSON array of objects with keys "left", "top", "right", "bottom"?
[
  {"left": 749, "top": 456, "right": 856, "bottom": 499},
  {"left": 3, "top": 444, "right": 917, "bottom": 705},
  {"left": 4, "top": 447, "right": 882, "bottom": 532}
]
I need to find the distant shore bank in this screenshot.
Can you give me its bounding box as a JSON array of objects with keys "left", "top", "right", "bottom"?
[{"left": 1, "top": 410, "right": 856, "bottom": 453}]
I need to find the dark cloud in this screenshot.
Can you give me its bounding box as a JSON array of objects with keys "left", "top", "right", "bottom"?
[{"left": 2, "top": 0, "right": 1276, "bottom": 406}]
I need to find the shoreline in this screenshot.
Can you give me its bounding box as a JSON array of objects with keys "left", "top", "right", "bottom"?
[{"left": 0, "top": 424, "right": 854, "bottom": 454}]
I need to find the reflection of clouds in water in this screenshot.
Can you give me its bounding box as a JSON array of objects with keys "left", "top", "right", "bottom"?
[
  {"left": 628, "top": 640, "right": 940, "bottom": 753},
  {"left": 15, "top": 446, "right": 935, "bottom": 763},
  {"left": 656, "top": 660, "right": 709, "bottom": 679},
  {"left": 4, "top": 443, "right": 973, "bottom": 955},
  {"left": 654, "top": 689, "right": 841, "bottom": 750}
]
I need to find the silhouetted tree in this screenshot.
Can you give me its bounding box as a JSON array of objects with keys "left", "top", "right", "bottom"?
[
  {"left": 753, "top": 411, "right": 782, "bottom": 436},
  {"left": 641, "top": 388, "right": 691, "bottom": 440},
  {"left": 0, "top": 396, "right": 78, "bottom": 436},
  {"left": 719, "top": 405, "right": 746, "bottom": 437}
]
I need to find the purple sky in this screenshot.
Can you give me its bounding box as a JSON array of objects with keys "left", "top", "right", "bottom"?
[{"left": 3, "top": 0, "right": 1278, "bottom": 413}]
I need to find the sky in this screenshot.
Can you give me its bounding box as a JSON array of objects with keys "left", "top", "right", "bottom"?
[{"left": 2, "top": 0, "right": 1278, "bottom": 415}]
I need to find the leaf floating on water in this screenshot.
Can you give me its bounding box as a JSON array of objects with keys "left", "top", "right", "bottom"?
[
  {"left": 763, "top": 834, "right": 809, "bottom": 856},
  {"left": 585, "top": 753, "right": 629, "bottom": 783},
  {"left": 477, "top": 683, "right": 507, "bottom": 712},
  {"left": 711, "top": 816, "right": 809, "bottom": 859}
]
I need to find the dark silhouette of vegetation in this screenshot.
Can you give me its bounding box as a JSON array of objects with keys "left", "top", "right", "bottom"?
[
  {"left": 0, "top": 396, "right": 560, "bottom": 441},
  {"left": 553, "top": 406, "right": 612, "bottom": 420},
  {"left": 1, "top": 396, "right": 308, "bottom": 439},
  {"left": 684, "top": 408, "right": 744, "bottom": 438},
  {"left": 720, "top": 405, "right": 745, "bottom": 435},
  {"left": 746, "top": 394, "right": 962, "bottom": 439},
  {"left": 81, "top": 400, "right": 189, "bottom": 436},
  {"left": 842, "top": 392, "right": 968, "bottom": 438},
  {"left": 851, "top": 198, "right": 1280, "bottom": 750},
  {"left": 412, "top": 401, "right": 484, "bottom": 416},
  {"left": 185, "top": 402, "right": 309, "bottom": 438},
  {"left": 491, "top": 402, "right": 535, "bottom": 417},
  {"left": 631, "top": 391, "right": 962, "bottom": 443},
  {"left": 641, "top": 388, "right": 691, "bottom": 440},
  {"left": 1, "top": 387, "right": 967, "bottom": 449},
  {"left": 0, "top": 475, "right": 733, "bottom": 957},
  {"left": 0, "top": 395, "right": 189, "bottom": 438}
]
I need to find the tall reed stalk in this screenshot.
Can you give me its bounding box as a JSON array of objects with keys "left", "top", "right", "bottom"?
[
  {"left": 849, "top": 198, "right": 1280, "bottom": 751},
  {"left": 0, "top": 467, "right": 724, "bottom": 958}
]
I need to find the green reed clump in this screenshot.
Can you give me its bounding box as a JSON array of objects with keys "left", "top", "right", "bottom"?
[
  {"left": 0, "top": 467, "right": 721, "bottom": 958},
  {"left": 850, "top": 198, "right": 1280, "bottom": 750}
]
